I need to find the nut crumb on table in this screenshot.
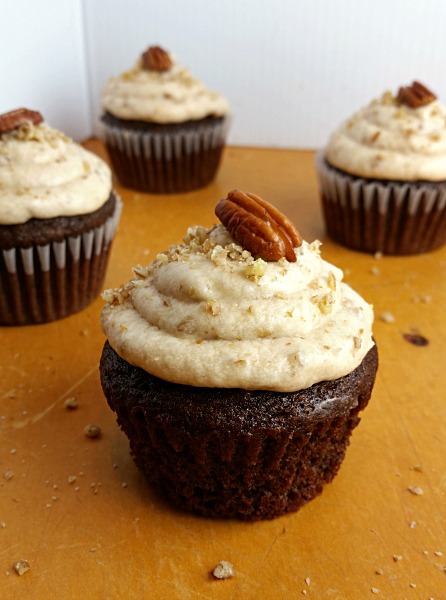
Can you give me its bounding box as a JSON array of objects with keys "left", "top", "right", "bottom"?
[
  {"left": 13, "top": 559, "right": 30, "bottom": 576},
  {"left": 212, "top": 561, "right": 235, "bottom": 580},
  {"left": 84, "top": 424, "right": 102, "bottom": 438}
]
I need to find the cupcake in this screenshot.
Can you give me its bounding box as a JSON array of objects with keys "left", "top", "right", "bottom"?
[
  {"left": 316, "top": 81, "right": 446, "bottom": 254},
  {"left": 0, "top": 108, "right": 122, "bottom": 325},
  {"left": 100, "top": 45, "right": 230, "bottom": 194},
  {"left": 100, "top": 190, "right": 377, "bottom": 520}
]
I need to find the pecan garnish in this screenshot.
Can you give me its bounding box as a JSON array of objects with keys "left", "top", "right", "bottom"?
[
  {"left": 141, "top": 46, "right": 172, "bottom": 72},
  {"left": 397, "top": 81, "right": 437, "bottom": 109},
  {"left": 215, "top": 190, "right": 302, "bottom": 262},
  {"left": 0, "top": 108, "right": 43, "bottom": 134}
]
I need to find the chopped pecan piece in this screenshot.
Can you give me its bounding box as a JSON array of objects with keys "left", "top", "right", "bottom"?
[
  {"left": 397, "top": 81, "right": 437, "bottom": 108},
  {"left": 215, "top": 190, "right": 302, "bottom": 262},
  {"left": 141, "top": 46, "right": 172, "bottom": 72},
  {"left": 0, "top": 108, "right": 43, "bottom": 134}
]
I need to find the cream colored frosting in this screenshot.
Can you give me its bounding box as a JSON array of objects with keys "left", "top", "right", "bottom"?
[
  {"left": 101, "top": 225, "right": 374, "bottom": 392},
  {"left": 101, "top": 54, "right": 229, "bottom": 123},
  {"left": 326, "top": 91, "right": 446, "bottom": 181},
  {"left": 0, "top": 122, "right": 112, "bottom": 225}
]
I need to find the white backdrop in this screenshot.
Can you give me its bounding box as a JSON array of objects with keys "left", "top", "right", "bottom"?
[{"left": 2, "top": 0, "right": 446, "bottom": 147}]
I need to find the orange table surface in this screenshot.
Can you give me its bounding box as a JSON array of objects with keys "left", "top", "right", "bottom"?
[{"left": 1, "top": 141, "right": 445, "bottom": 600}]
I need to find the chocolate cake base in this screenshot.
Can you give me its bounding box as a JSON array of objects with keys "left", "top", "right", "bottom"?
[
  {"left": 100, "top": 341, "right": 378, "bottom": 520},
  {"left": 101, "top": 113, "right": 228, "bottom": 194},
  {"left": 316, "top": 154, "right": 446, "bottom": 255}
]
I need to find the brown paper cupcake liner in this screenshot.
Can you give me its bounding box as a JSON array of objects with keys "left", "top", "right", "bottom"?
[
  {"left": 101, "top": 117, "right": 229, "bottom": 193},
  {"left": 100, "top": 340, "right": 378, "bottom": 521},
  {"left": 0, "top": 196, "right": 122, "bottom": 325},
  {"left": 316, "top": 152, "right": 446, "bottom": 254}
]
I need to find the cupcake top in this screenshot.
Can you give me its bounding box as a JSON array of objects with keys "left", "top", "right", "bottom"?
[
  {"left": 101, "top": 45, "right": 229, "bottom": 124},
  {"left": 101, "top": 191, "right": 374, "bottom": 392},
  {"left": 0, "top": 109, "right": 112, "bottom": 225},
  {"left": 325, "top": 81, "right": 446, "bottom": 181}
]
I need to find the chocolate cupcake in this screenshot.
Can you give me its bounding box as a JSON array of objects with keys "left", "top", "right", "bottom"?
[
  {"left": 100, "top": 190, "right": 377, "bottom": 520},
  {"left": 100, "top": 46, "right": 230, "bottom": 194},
  {"left": 316, "top": 81, "right": 446, "bottom": 254},
  {"left": 0, "top": 109, "right": 122, "bottom": 325}
]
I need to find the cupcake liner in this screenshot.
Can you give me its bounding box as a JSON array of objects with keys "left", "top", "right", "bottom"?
[
  {"left": 101, "top": 118, "right": 229, "bottom": 193},
  {"left": 0, "top": 196, "right": 122, "bottom": 325},
  {"left": 100, "top": 341, "right": 378, "bottom": 521},
  {"left": 316, "top": 152, "right": 446, "bottom": 254}
]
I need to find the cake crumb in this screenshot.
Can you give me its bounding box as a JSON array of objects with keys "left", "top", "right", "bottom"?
[
  {"left": 393, "top": 555, "right": 403, "bottom": 562},
  {"left": 408, "top": 485, "right": 424, "bottom": 496},
  {"left": 64, "top": 397, "right": 78, "bottom": 409},
  {"left": 371, "top": 588, "right": 380, "bottom": 594},
  {"left": 374, "top": 251, "right": 383, "bottom": 260},
  {"left": 212, "top": 561, "right": 235, "bottom": 580},
  {"left": 67, "top": 475, "right": 76, "bottom": 484},
  {"left": 409, "top": 583, "right": 416, "bottom": 588},
  {"left": 0, "top": 521, "right": 6, "bottom": 528},
  {"left": 403, "top": 333, "right": 429, "bottom": 347},
  {"left": 375, "top": 569, "right": 383, "bottom": 575},
  {"left": 84, "top": 424, "right": 101, "bottom": 438},
  {"left": 409, "top": 520, "right": 417, "bottom": 528},
  {"left": 305, "top": 577, "right": 311, "bottom": 586},
  {"left": 13, "top": 559, "right": 30, "bottom": 576},
  {"left": 380, "top": 311, "right": 395, "bottom": 323},
  {"left": 370, "top": 266, "right": 380, "bottom": 276},
  {"left": 434, "top": 551, "right": 443, "bottom": 556}
]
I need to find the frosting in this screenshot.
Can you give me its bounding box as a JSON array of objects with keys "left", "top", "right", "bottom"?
[
  {"left": 0, "top": 122, "right": 112, "bottom": 225},
  {"left": 326, "top": 91, "right": 446, "bottom": 181},
  {"left": 101, "top": 225, "right": 374, "bottom": 392},
  {"left": 101, "top": 54, "right": 229, "bottom": 123}
]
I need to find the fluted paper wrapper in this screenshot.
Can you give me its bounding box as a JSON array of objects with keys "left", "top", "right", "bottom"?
[
  {"left": 0, "top": 196, "right": 122, "bottom": 325},
  {"left": 101, "top": 118, "right": 229, "bottom": 194},
  {"left": 316, "top": 152, "right": 446, "bottom": 255}
]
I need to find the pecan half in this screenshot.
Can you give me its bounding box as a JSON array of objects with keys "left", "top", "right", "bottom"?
[
  {"left": 0, "top": 108, "right": 43, "bottom": 134},
  {"left": 215, "top": 190, "right": 302, "bottom": 262},
  {"left": 397, "top": 81, "right": 437, "bottom": 108},
  {"left": 141, "top": 46, "right": 173, "bottom": 72}
]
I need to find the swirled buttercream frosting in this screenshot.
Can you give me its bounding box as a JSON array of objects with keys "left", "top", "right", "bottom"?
[
  {"left": 101, "top": 52, "right": 229, "bottom": 123},
  {"left": 0, "top": 121, "right": 112, "bottom": 225},
  {"left": 326, "top": 90, "right": 446, "bottom": 181},
  {"left": 101, "top": 225, "right": 374, "bottom": 392}
]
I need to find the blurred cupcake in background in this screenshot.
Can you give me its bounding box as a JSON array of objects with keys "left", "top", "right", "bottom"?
[
  {"left": 316, "top": 81, "right": 446, "bottom": 255},
  {"left": 100, "top": 45, "right": 230, "bottom": 194},
  {"left": 0, "top": 108, "right": 121, "bottom": 325}
]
